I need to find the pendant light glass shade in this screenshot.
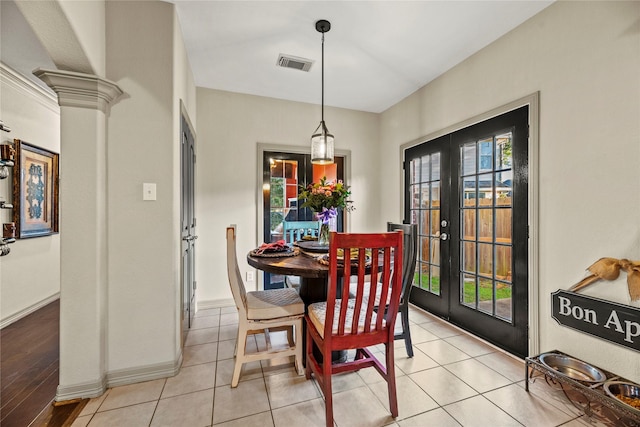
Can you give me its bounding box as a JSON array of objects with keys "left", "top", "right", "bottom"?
[
  {"left": 311, "top": 20, "right": 334, "bottom": 165},
  {"left": 311, "top": 121, "right": 334, "bottom": 164}
]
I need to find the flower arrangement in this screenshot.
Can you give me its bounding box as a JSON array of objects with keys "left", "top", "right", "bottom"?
[{"left": 298, "top": 176, "right": 353, "bottom": 224}]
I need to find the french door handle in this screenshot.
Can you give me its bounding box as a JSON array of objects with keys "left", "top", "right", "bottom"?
[{"left": 440, "top": 232, "right": 449, "bottom": 241}]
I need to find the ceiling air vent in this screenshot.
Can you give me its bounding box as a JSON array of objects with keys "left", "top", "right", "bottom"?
[{"left": 277, "top": 54, "right": 314, "bottom": 72}]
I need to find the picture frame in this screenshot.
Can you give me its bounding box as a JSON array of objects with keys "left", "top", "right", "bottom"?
[{"left": 12, "top": 139, "right": 59, "bottom": 238}]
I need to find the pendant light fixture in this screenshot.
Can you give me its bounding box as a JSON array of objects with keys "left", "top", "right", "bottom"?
[{"left": 311, "top": 19, "right": 334, "bottom": 165}]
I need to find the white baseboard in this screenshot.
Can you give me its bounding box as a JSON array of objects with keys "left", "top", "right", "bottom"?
[
  {"left": 197, "top": 298, "right": 234, "bottom": 310},
  {"left": 56, "top": 376, "right": 107, "bottom": 401},
  {"left": 106, "top": 352, "right": 183, "bottom": 389},
  {"left": 55, "top": 352, "right": 183, "bottom": 401},
  {"left": 0, "top": 293, "right": 60, "bottom": 329}
]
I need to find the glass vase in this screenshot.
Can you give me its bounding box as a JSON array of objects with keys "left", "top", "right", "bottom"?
[
  {"left": 318, "top": 222, "right": 330, "bottom": 246},
  {"left": 317, "top": 215, "right": 337, "bottom": 246}
]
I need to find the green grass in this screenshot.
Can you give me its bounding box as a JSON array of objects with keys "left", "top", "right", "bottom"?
[
  {"left": 414, "top": 273, "right": 440, "bottom": 293},
  {"left": 464, "top": 279, "right": 512, "bottom": 302},
  {"left": 413, "top": 273, "right": 512, "bottom": 301}
]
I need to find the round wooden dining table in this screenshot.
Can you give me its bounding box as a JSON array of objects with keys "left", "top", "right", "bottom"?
[
  {"left": 246, "top": 249, "right": 332, "bottom": 308},
  {"left": 246, "top": 248, "right": 349, "bottom": 363}
]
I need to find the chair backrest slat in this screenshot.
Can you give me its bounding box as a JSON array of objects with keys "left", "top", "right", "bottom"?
[
  {"left": 226, "top": 226, "right": 247, "bottom": 316},
  {"left": 282, "top": 220, "right": 321, "bottom": 244},
  {"left": 325, "top": 231, "right": 403, "bottom": 339},
  {"left": 363, "top": 247, "right": 379, "bottom": 332},
  {"left": 376, "top": 248, "right": 392, "bottom": 331}
]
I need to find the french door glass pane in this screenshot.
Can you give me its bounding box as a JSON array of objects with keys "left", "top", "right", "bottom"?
[
  {"left": 495, "top": 133, "right": 512, "bottom": 169},
  {"left": 410, "top": 153, "right": 442, "bottom": 296},
  {"left": 458, "top": 132, "right": 514, "bottom": 323},
  {"left": 478, "top": 209, "right": 493, "bottom": 242},
  {"left": 411, "top": 185, "right": 420, "bottom": 209},
  {"left": 478, "top": 138, "right": 493, "bottom": 172},
  {"left": 462, "top": 143, "right": 476, "bottom": 175},
  {"left": 462, "top": 241, "right": 476, "bottom": 273},
  {"left": 420, "top": 156, "right": 430, "bottom": 182},
  {"left": 419, "top": 263, "right": 429, "bottom": 290},
  {"left": 462, "top": 176, "right": 477, "bottom": 207},
  {"left": 462, "top": 274, "right": 476, "bottom": 306}
]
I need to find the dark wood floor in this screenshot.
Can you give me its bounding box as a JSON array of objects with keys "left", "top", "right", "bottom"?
[{"left": 1, "top": 299, "right": 61, "bottom": 426}]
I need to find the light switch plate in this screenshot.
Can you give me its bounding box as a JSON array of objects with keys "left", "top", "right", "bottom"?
[{"left": 143, "top": 183, "right": 156, "bottom": 201}]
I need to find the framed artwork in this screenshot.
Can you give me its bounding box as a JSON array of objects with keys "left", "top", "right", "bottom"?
[{"left": 12, "top": 139, "right": 59, "bottom": 238}]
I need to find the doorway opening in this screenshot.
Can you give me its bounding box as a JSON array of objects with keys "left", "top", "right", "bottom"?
[{"left": 261, "top": 151, "right": 346, "bottom": 289}]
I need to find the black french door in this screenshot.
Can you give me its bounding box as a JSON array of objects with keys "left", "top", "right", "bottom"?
[{"left": 405, "top": 106, "right": 529, "bottom": 358}]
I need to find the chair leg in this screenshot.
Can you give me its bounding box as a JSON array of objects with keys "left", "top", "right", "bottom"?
[
  {"left": 385, "top": 343, "right": 399, "bottom": 418},
  {"left": 294, "top": 322, "right": 304, "bottom": 375},
  {"left": 323, "top": 353, "right": 334, "bottom": 427},
  {"left": 231, "top": 328, "right": 248, "bottom": 388},
  {"left": 286, "top": 325, "right": 294, "bottom": 347},
  {"left": 305, "top": 321, "right": 313, "bottom": 379},
  {"left": 400, "top": 305, "right": 413, "bottom": 358}
]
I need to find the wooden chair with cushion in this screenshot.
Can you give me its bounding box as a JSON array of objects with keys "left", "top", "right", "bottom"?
[
  {"left": 385, "top": 222, "right": 418, "bottom": 357},
  {"left": 305, "top": 230, "right": 404, "bottom": 427},
  {"left": 226, "top": 226, "right": 305, "bottom": 387},
  {"left": 349, "top": 222, "right": 418, "bottom": 357},
  {"left": 282, "top": 220, "right": 321, "bottom": 290}
]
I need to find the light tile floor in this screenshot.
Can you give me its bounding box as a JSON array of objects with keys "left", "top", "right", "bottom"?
[{"left": 72, "top": 305, "right": 609, "bottom": 427}]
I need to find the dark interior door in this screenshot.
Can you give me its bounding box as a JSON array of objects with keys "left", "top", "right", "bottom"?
[
  {"left": 405, "top": 106, "right": 529, "bottom": 358},
  {"left": 181, "top": 113, "right": 196, "bottom": 337}
]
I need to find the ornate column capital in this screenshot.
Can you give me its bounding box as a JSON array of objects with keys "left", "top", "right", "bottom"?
[{"left": 33, "top": 68, "right": 123, "bottom": 114}]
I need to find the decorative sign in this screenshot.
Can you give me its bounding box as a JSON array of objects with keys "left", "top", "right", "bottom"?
[{"left": 551, "top": 290, "right": 640, "bottom": 352}]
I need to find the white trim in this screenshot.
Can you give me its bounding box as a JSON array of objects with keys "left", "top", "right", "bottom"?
[
  {"left": 255, "top": 143, "right": 351, "bottom": 290},
  {"left": 33, "top": 68, "right": 123, "bottom": 114},
  {"left": 55, "top": 349, "right": 183, "bottom": 401},
  {"left": 0, "top": 293, "right": 60, "bottom": 329},
  {"left": 0, "top": 63, "right": 59, "bottom": 113},
  {"left": 56, "top": 376, "right": 107, "bottom": 401},
  {"left": 398, "top": 92, "right": 540, "bottom": 357},
  {"left": 527, "top": 92, "right": 540, "bottom": 357},
  {"left": 106, "top": 354, "right": 183, "bottom": 389},
  {"left": 197, "top": 298, "right": 234, "bottom": 310}
]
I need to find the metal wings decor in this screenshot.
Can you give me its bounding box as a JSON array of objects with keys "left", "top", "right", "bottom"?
[{"left": 569, "top": 257, "right": 640, "bottom": 302}]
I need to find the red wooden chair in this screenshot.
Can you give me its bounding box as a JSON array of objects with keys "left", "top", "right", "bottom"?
[{"left": 305, "top": 231, "right": 403, "bottom": 427}]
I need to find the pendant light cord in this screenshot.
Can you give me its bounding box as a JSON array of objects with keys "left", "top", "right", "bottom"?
[{"left": 321, "top": 32, "right": 325, "bottom": 126}]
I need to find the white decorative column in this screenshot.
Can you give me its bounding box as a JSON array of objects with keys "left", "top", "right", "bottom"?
[{"left": 34, "top": 69, "right": 122, "bottom": 400}]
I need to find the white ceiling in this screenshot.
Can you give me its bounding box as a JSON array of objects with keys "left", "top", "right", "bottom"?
[{"left": 2, "top": 0, "right": 554, "bottom": 113}]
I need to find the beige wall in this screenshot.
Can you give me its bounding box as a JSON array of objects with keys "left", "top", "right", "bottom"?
[
  {"left": 106, "top": 0, "right": 194, "bottom": 374},
  {"left": 0, "top": 65, "right": 61, "bottom": 326},
  {"left": 14, "top": 0, "right": 101, "bottom": 75},
  {"left": 57, "top": 0, "right": 106, "bottom": 75},
  {"left": 380, "top": 1, "right": 640, "bottom": 381},
  {"left": 195, "top": 89, "right": 380, "bottom": 304}
]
